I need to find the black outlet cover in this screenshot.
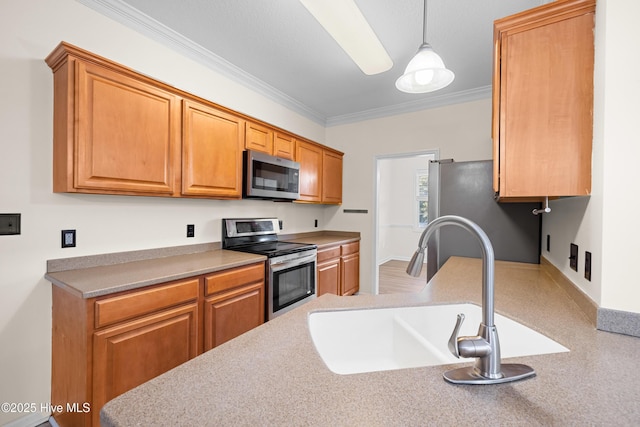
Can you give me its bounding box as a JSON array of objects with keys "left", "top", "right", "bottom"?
[
  {"left": 0, "top": 213, "right": 21, "bottom": 235},
  {"left": 585, "top": 251, "right": 592, "bottom": 281},
  {"left": 187, "top": 224, "right": 195, "bottom": 238},
  {"left": 570, "top": 243, "right": 578, "bottom": 271}
]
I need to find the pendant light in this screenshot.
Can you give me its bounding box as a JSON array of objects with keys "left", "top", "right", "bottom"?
[{"left": 396, "top": 0, "right": 454, "bottom": 93}]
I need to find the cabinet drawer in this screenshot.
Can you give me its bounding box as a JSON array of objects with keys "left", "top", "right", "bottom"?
[
  {"left": 317, "top": 246, "right": 341, "bottom": 263},
  {"left": 341, "top": 241, "right": 360, "bottom": 256},
  {"left": 95, "top": 278, "right": 200, "bottom": 329},
  {"left": 205, "top": 263, "right": 264, "bottom": 296}
]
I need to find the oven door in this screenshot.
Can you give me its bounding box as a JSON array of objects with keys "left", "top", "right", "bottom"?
[{"left": 268, "top": 250, "right": 316, "bottom": 319}]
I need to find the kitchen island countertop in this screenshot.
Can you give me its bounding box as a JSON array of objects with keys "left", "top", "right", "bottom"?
[{"left": 100, "top": 256, "right": 640, "bottom": 426}]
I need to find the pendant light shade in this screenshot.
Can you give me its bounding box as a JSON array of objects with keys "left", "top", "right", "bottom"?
[{"left": 396, "top": 0, "right": 454, "bottom": 93}]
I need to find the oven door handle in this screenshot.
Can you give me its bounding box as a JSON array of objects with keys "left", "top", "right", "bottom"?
[{"left": 270, "top": 253, "right": 316, "bottom": 270}]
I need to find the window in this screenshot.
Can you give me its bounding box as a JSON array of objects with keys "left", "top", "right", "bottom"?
[{"left": 415, "top": 169, "right": 429, "bottom": 228}]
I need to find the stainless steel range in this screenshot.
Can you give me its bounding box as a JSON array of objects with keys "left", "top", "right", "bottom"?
[{"left": 222, "top": 218, "right": 317, "bottom": 320}]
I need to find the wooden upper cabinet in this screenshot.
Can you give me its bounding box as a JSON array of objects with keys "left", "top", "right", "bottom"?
[
  {"left": 46, "top": 44, "right": 181, "bottom": 196},
  {"left": 295, "top": 140, "right": 323, "bottom": 202},
  {"left": 182, "top": 99, "right": 244, "bottom": 198},
  {"left": 45, "top": 42, "right": 338, "bottom": 201},
  {"left": 295, "top": 140, "right": 343, "bottom": 204},
  {"left": 492, "top": 0, "right": 595, "bottom": 201},
  {"left": 245, "top": 121, "right": 274, "bottom": 154},
  {"left": 274, "top": 132, "right": 295, "bottom": 160},
  {"left": 322, "top": 149, "right": 343, "bottom": 204},
  {"left": 246, "top": 123, "right": 295, "bottom": 160}
]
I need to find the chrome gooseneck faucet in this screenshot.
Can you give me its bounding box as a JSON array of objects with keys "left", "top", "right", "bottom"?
[{"left": 406, "top": 215, "right": 535, "bottom": 384}]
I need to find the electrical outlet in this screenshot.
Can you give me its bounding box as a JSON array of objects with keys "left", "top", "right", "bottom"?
[
  {"left": 278, "top": 220, "right": 283, "bottom": 230},
  {"left": 569, "top": 243, "right": 578, "bottom": 271},
  {"left": 314, "top": 219, "right": 318, "bottom": 228},
  {"left": 546, "top": 234, "right": 550, "bottom": 252},
  {"left": 585, "top": 251, "right": 592, "bottom": 281},
  {"left": 61, "top": 229, "right": 76, "bottom": 248},
  {"left": 187, "top": 224, "right": 195, "bottom": 238},
  {"left": 0, "top": 213, "right": 21, "bottom": 235}
]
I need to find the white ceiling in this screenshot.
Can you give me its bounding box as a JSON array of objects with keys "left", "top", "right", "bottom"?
[{"left": 81, "top": 0, "right": 546, "bottom": 125}]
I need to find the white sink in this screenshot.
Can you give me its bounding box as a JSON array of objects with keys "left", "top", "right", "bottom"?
[{"left": 308, "top": 303, "right": 569, "bottom": 375}]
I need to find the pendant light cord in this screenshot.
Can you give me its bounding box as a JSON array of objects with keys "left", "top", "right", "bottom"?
[{"left": 422, "top": 0, "right": 428, "bottom": 45}]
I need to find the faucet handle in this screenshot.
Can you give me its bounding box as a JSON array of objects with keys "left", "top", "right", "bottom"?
[{"left": 448, "top": 313, "right": 465, "bottom": 358}]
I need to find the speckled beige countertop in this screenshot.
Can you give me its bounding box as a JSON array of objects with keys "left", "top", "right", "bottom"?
[
  {"left": 284, "top": 231, "right": 360, "bottom": 249},
  {"left": 45, "top": 249, "right": 267, "bottom": 298},
  {"left": 45, "top": 232, "right": 358, "bottom": 298},
  {"left": 100, "top": 256, "right": 640, "bottom": 426}
]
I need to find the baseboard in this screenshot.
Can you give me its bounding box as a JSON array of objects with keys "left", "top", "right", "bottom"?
[
  {"left": 540, "top": 256, "right": 640, "bottom": 338},
  {"left": 377, "top": 257, "right": 412, "bottom": 265},
  {"left": 1, "top": 411, "right": 50, "bottom": 427},
  {"left": 597, "top": 308, "right": 640, "bottom": 338}
]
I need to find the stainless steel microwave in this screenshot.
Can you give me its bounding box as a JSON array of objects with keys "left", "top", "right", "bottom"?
[{"left": 243, "top": 150, "right": 300, "bottom": 200}]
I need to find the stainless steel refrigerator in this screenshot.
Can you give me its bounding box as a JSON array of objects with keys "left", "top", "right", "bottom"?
[{"left": 426, "top": 159, "right": 541, "bottom": 281}]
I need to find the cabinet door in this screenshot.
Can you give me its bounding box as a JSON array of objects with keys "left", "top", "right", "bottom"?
[
  {"left": 182, "top": 99, "right": 244, "bottom": 198},
  {"left": 340, "top": 242, "right": 360, "bottom": 296},
  {"left": 322, "top": 150, "right": 343, "bottom": 204},
  {"left": 295, "top": 140, "right": 323, "bottom": 202},
  {"left": 203, "top": 263, "right": 265, "bottom": 351},
  {"left": 245, "top": 121, "right": 274, "bottom": 154},
  {"left": 340, "top": 253, "right": 360, "bottom": 296},
  {"left": 92, "top": 303, "right": 198, "bottom": 426},
  {"left": 317, "top": 246, "right": 341, "bottom": 296},
  {"left": 204, "top": 282, "right": 265, "bottom": 350},
  {"left": 317, "top": 259, "right": 340, "bottom": 296},
  {"left": 493, "top": 1, "right": 594, "bottom": 198},
  {"left": 274, "top": 132, "right": 295, "bottom": 160},
  {"left": 74, "top": 61, "right": 180, "bottom": 195}
]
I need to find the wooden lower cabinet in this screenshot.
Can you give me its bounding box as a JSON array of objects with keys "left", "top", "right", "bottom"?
[
  {"left": 51, "top": 262, "right": 264, "bottom": 427},
  {"left": 203, "top": 264, "right": 265, "bottom": 350},
  {"left": 340, "top": 242, "right": 360, "bottom": 296},
  {"left": 92, "top": 304, "right": 198, "bottom": 426},
  {"left": 317, "top": 246, "right": 341, "bottom": 296},
  {"left": 316, "top": 241, "right": 360, "bottom": 296}
]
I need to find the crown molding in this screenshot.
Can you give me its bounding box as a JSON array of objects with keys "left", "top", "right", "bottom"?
[
  {"left": 325, "top": 86, "right": 492, "bottom": 127},
  {"left": 76, "top": 0, "right": 327, "bottom": 125},
  {"left": 76, "top": 0, "right": 491, "bottom": 128}
]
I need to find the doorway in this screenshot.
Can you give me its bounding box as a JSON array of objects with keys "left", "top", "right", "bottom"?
[{"left": 373, "top": 150, "right": 438, "bottom": 294}]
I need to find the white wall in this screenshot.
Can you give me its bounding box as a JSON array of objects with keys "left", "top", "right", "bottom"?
[
  {"left": 5, "top": 0, "right": 635, "bottom": 424},
  {"left": 325, "top": 99, "right": 493, "bottom": 295},
  {"left": 542, "top": 0, "right": 640, "bottom": 314},
  {"left": 0, "top": 1, "right": 326, "bottom": 425},
  {"left": 377, "top": 154, "right": 435, "bottom": 264}
]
